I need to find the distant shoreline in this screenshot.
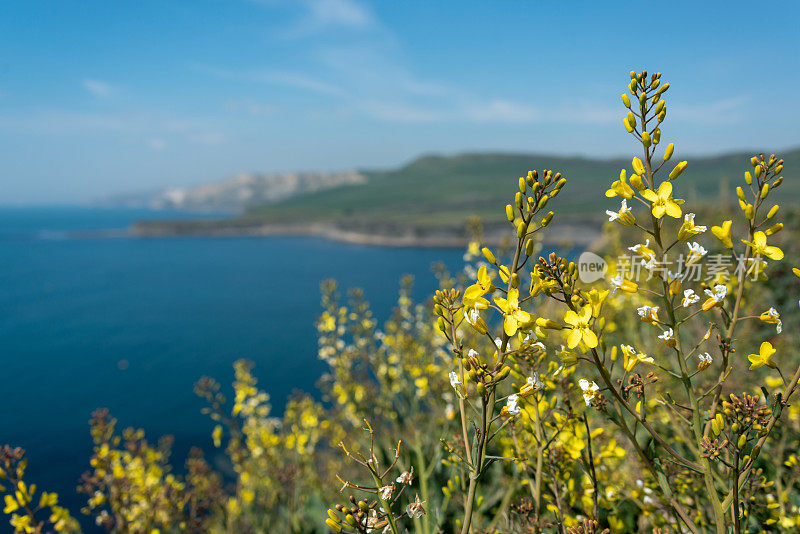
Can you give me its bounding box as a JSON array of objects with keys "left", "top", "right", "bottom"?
[{"left": 128, "top": 219, "right": 605, "bottom": 249}]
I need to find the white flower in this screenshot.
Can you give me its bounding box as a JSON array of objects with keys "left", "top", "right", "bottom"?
[
  {"left": 704, "top": 284, "right": 727, "bottom": 303},
  {"left": 658, "top": 328, "right": 674, "bottom": 341},
  {"left": 637, "top": 305, "right": 659, "bottom": 323},
  {"left": 531, "top": 341, "right": 545, "bottom": 352},
  {"left": 687, "top": 241, "right": 707, "bottom": 257},
  {"left": 628, "top": 239, "right": 651, "bottom": 255},
  {"left": 579, "top": 379, "right": 600, "bottom": 406},
  {"left": 682, "top": 289, "right": 700, "bottom": 307},
  {"left": 763, "top": 307, "right": 783, "bottom": 334},
  {"left": 379, "top": 485, "right": 394, "bottom": 500},
  {"left": 449, "top": 371, "right": 462, "bottom": 389},
  {"left": 466, "top": 306, "right": 481, "bottom": 324},
  {"left": 606, "top": 199, "right": 633, "bottom": 223},
  {"left": 505, "top": 394, "right": 520, "bottom": 415},
  {"left": 396, "top": 467, "right": 414, "bottom": 485},
  {"left": 527, "top": 373, "right": 544, "bottom": 391},
  {"left": 406, "top": 494, "right": 426, "bottom": 519},
  {"left": 494, "top": 337, "right": 503, "bottom": 348},
  {"left": 609, "top": 274, "right": 624, "bottom": 292},
  {"left": 467, "top": 348, "right": 479, "bottom": 358},
  {"left": 699, "top": 353, "right": 712, "bottom": 364}
]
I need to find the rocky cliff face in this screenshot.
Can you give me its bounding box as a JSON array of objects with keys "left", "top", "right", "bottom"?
[{"left": 102, "top": 170, "right": 367, "bottom": 212}]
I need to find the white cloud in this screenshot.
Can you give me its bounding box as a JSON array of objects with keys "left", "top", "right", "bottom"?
[{"left": 82, "top": 79, "right": 114, "bottom": 98}]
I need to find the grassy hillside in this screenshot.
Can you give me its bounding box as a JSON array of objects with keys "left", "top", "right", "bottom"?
[{"left": 241, "top": 148, "right": 800, "bottom": 228}]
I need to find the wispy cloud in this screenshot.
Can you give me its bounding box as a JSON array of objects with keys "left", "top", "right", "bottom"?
[{"left": 82, "top": 78, "right": 115, "bottom": 99}]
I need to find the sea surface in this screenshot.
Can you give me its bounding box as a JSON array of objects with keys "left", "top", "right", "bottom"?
[{"left": 0, "top": 207, "right": 467, "bottom": 528}]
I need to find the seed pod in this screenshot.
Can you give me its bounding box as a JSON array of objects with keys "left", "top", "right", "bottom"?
[
  {"left": 622, "top": 93, "right": 631, "bottom": 108},
  {"left": 663, "top": 143, "right": 674, "bottom": 161},
  {"left": 642, "top": 131, "right": 652, "bottom": 147},
  {"left": 506, "top": 204, "right": 515, "bottom": 222},
  {"left": 482, "top": 247, "right": 496, "bottom": 264}
]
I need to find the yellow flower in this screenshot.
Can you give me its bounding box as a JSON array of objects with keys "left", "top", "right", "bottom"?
[
  {"left": 760, "top": 307, "right": 782, "bottom": 334},
  {"left": 641, "top": 181, "right": 682, "bottom": 219},
  {"left": 609, "top": 274, "right": 637, "bottom": 293},
  {"left": 494, "top": 288, "right": 531, "bottom": 336},
  {"left": 587, "top": 288, "right": 610, "bottom": 317},
  {"left": 621, "top": 344, "right": 654, "bottom": 371},
  {"left": 742, "top": 231, "right": 784, "bottom": 261},
  {"left": 605, "top": 170, "right": 635, "bottom": 199},
  {"left": 564, "top": 305, "right": 598, "bottom": 349},
  {"left": 748, "top": 341, "right": 777, "bottom": 370},
  {"left": 677, "top": 213, "right": 706, "bottom": 241},
  {"left": 711, "top": 220, "right": 733, "bottom": 248},
  {"left": 606, "top": 199, "right": 636, "bottom": 226},
  {"left": 530, "top": 267, "right": 557, "bottom": 296},
  {"left": 463, "top": 265, "right": 494, "bottom": 306}
]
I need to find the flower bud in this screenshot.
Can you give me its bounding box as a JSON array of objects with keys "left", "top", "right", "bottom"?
[
  {"left": 641, "top": 131, "right": 652, "bottom": 147},
  {"left": 510, "top": 273, "right": 520, "bottom": 288},
  {"left": 541, "top": 211, "right": 554, "bottom": 226},
  {"left": 765, "top": 223, "right": 783, "bottom": 236},
  {"left": 755, "top": 165, "right": 763, "bottom": 178},
  {"left": 774, "top": 176, "right": 783, "bottom": 188},
  {"left": 658, "top": 109, "right": 666, "bottom": 122},
  {"left": 632, "top": 157, "right": 645, "bottom": 175},
  {"left": 736, "top": 186, "right": 746, "bottom": 201},
  {"left": 744, "top": 204, "right": 754, "bottom": 220},
  {"left": 669, "top": 161, "right": 688, "bottom": 180},
  {"left": 518, "top": 177, "right": 526, "bottom": 194},
  {"left": 737, "top": 434, "right": 747, "bottom": 450},
  {"left": 767, "top": 205, "right": 779, "bottom": 219},
  {"left": 524, "top": 239, "right": 534, "bottom": 256},
  {"left": 630, "top": 174, "right": 645, "bottom": 191},
  {"left": 623, "top": 117, "right": 634, "bottom": 133},
  {"left": 326, "top": 518, "right": 342, "bottom": 532},
  {"left": 663, "top": 143, "right": 674, "bottom": 161},
  {"left": 760, "top": 183, "right": 769, "bottom": 199},
  {"left": 744, "top": 171, "right": 752, "bottom": 185},
  {"left": 515, "top": 191, "right": 523, "bottom": 210},
  {"left": 751, "top": 156, "right": 759, "bottom": 166},
  {"left": 516, "top": 222, "right": 527, "bottom": 239},
  {"left": 654, "top": 99, "right": 665, "bottom": 115},
  {"left": 482, "top": 247, "right": 496, "bottom": 264},
  {"left": 537, "top": 195, "right": 549, "bottom": 210},
  {"left": 506, "top": 204, "right": 514, "bottom": 222},
  {"left": 622, "top": 93, "right": 631, "bottom": 108},
  {"left": 496, "top": 366, "right": 511, "bottom": 381},
  {"left": 652, "top": 128, "right": 661, "bottom": 145}
]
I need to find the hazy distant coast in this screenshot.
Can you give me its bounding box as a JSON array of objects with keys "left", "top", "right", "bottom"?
[{"left": 130, "top": 219, "right": 603, "bottom": 249}]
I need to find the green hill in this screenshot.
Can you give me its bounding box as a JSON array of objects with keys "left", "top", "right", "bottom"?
[
  {"left": 134, "top": 148, "right": 800, "bottom": 240},
  {"left": 242, "top": 148, "right": 800, "bottom": 227}
]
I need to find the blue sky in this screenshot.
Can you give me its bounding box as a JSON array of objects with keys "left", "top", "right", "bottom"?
[{"left": 2, "top": 0, "right": 799, "bottom": 204}]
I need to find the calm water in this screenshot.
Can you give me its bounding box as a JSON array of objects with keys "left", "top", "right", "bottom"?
[{"left": 0, "top": 207, "right": 466, "bottom": 527}]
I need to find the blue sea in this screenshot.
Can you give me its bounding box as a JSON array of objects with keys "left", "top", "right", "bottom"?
[{"left": 0, "top": 207, "right": 467, "bottom": 528}]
